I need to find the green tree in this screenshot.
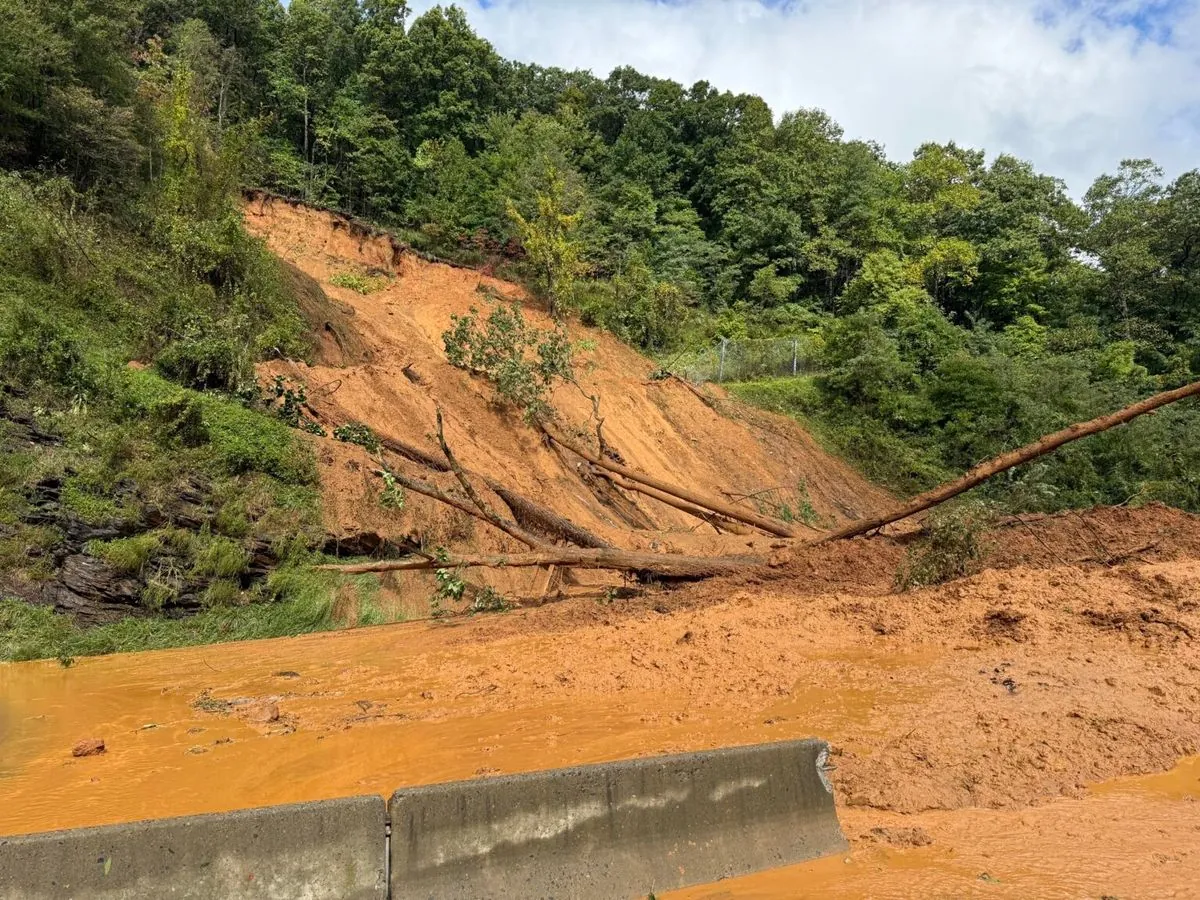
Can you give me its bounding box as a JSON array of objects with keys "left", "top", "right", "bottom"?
[{"left": 507, "top": 166, "right": 586, "bottom": 319}]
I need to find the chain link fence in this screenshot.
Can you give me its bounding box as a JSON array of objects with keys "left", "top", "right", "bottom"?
[{"left": 668, "top": 336, "right": 823, "bottom": 384}]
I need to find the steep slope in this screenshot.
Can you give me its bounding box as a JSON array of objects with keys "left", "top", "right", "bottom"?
[{"left": 243, "top": 195, "right": 891, "bottom": 606}]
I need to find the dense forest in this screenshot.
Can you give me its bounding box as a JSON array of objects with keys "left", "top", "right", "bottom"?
[{"left": 2, "top": 0, "right": 1199, "bottom": 655}]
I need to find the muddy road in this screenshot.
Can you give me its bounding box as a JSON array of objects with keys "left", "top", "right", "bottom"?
[{"left": 3, "top": 507, "right": 1198, "bottom": 897}]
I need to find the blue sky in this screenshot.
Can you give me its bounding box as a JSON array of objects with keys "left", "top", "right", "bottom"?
[{"left": 410, "top": 0, "right": 1199, "bottom": 194}]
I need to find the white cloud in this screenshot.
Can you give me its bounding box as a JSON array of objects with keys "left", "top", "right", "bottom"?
[{"left": 409, "top": 0, "right": 1200, "bottom": 195}]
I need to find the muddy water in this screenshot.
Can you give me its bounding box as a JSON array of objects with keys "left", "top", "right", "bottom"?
[
  {"left": 1, "top": 619, "right": 1196, "bottom": 898},
  {"left": 671, "top": 756, "right": 1200, "bottom": 899},
  {"left": 0, "top": 621, "right": 928, "bottom": 836}
]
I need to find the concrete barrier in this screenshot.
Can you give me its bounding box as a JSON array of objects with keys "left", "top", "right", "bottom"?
[
  {"left": 390, "top": 738, "right": 846, "bottom": 899},
  {"left": 0, "top": 796, "right": 387, "bottom": 900}
]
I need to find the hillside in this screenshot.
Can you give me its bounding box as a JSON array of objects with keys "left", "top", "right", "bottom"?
[{"left": 244, "top": 194, "right": 892, "bottom": 612}]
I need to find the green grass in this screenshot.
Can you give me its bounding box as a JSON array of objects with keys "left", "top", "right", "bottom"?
[
  {"left": 85, "top": 533, "right": 163, "bottom": 574},
  {"left": 190, "top": 534, "right": 250, "bottom": 578},
  {"left": 0, "top": 563, "right": 396, "bottom": 662},
  {"left": 330, "top": 269, "right": 391, "bottom": 295}
]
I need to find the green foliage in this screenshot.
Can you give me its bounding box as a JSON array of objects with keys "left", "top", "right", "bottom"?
[
  {"left": 470, "top": 586, "right": 510, "bottom": 615},
  {"left": 506, "top": 166, "right": 586, "bottom": 318},
  {"left": 443, "top": 300, "right": 575, "bottom": 421},
  {"left": 378, "top": 469, "right": 407, "bottom": 511},
  {"left": 330, "top": 269, "right": 390, "bottom": 294},
  {"left": 896, "top": 502, "right": 994, "bottom": 590},
  {"left": 0, "top": 576, "right": 340, "bottom": 662},
  {"left": 333, "top": 422, "right": 381, "bottom": 453},
  {"left": 191, "top": 535, "right": 250, "bottom": 579},
  {"left": 430, "top": 548, "right": 465, "bottom": 618},
  {"left": 86, "top": 533, "right": 162, "bottom": 575}
]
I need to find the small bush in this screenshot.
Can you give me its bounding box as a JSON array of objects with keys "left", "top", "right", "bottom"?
[
  {"left": 896, "top": 501, "right": 993, "bottom": 590},
  {"left": 155, "top": 330, "right": 250, "bottom": 392},
  {"left": 333, "top": 422, "right": 380, "bottom": 453},
  {"left": 330, "top": 270, "right": 390, "bottom": 294},
  {"left": 442, "top": 302, "right": 574, "bottom": 421}
]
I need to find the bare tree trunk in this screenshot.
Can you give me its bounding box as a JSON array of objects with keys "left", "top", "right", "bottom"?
[
  {"left": 487, "top": 483, "right": 613, "bottom": 549},
  {"left": 435, "top": 408, "right": 547, "bottom": 548},
  {"left": 317, "top": 548, "right": 757, "bottom": 580},
  {"left": 592, "top": 468, "right": 753, "bottom": 536},
  {"left": 382, "top": 467, "right": 544, "bottom": 549},
  {"left": 815, "top": 379, "right": 1200, "bottom": 544},
  {"left": 541, "top": 423, "right": 798, "bottom": 538}
]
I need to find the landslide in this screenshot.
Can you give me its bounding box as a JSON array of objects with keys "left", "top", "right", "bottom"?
[{"left": 243, "top": 194, "right": 891, "bottom": 606}]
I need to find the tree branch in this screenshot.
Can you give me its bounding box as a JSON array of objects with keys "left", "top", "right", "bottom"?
[
  {"left": 317, "top": 547, "right": 758, "bottom": 580},
  {"left": 814, "top": 378, "right": 1200, "bottom": 544}
]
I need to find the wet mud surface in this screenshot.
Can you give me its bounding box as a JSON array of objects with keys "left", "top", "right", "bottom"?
[{"left": 3, "top": 514, "right": 1199, "bottom": 897}]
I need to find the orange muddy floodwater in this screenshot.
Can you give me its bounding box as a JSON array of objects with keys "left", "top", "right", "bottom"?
[{"left": 1, "top": 616, "right": 1197, "bottom": 899}]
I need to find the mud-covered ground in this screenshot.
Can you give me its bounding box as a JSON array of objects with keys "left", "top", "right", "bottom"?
[{"left": 3, "top": 507, "right": 1198, "bottom": 897}]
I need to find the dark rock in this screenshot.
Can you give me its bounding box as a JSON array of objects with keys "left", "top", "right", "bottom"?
[{"left": 321, "top": 531, "right": 417, "bottom": 559}]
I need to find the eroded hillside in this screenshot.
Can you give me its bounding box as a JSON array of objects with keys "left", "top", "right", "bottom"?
[{"left": 244, "top": 194, "right": 892, "bottom": 610}]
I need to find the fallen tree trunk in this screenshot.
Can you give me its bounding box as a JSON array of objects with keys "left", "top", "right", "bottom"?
[
  {"left": 486, "top": 483, "right": 613, "bottom": 549},
  {"left": 382, "top": 468, "right": 545, "bottom": 549},
  {"left": 317, "top": 547, "right": 757, "bottom": 580},
  {"left": 592, "top": 468, "right": 753, "bottom": 536},
  {"left": 434, "top": 407, "right": 548, "bottom": 548},
  {"left": 815, "top": 378, "right": 1200, "bottom": 544},
  {"left": 541, "top": 424, "right": 798, "bottom": 538}
]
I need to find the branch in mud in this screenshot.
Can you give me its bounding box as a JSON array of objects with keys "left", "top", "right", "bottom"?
[
  {"left": 435, "top": 407, "right": 547, "bottom": 549},
  {"left": 378, "top": 466, "right": 543, "bottom": 550},
  {"left": 305, "top": 395, "right": 611, "bottom": 550},
  {"left": 815, "top": 378, "right": 1200, "bottom": 544},
  {"left": 591, "top": 467, "right": 752, "bottom": 536},
  {"left": 539, "top": 422, "right": 799, "bottom": 538},
  {"left": 316, "top": 547, "right": 758, "bottom": 580}
]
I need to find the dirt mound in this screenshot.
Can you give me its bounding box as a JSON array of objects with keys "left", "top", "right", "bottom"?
[
  {"left": 243, "top": 196, "right": 892, "bottom": 606},
  {"left": 987, "top": 502, "right": 1200, "bottom": 568},
  {"left": 749, "top": 503, "right": 1200, "bottom": 599},
  {"left": 280, "top": 261, "right": 372, "bottom": 367}
]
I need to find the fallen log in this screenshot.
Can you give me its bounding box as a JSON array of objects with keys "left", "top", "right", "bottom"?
[
  {"left": 435, "top": 408, "right": 548, "bottom": 548},
  {"left": 487, "top": 483, "right": 613, "bottom": 549},
  {"left": 815, "top": 378, "right": 1200, "bottom": 543},
  {"left": 382, "top": 468, "right": 544, "bottom": 549},
  {"left": 540, "top": 424, "right": 798, "bottom": 538},
  {"left": 317, "top": 547, "right": 758, "bottom": 580},
  {"left": 592, "top": 468, "right": 753, "bottom": 536}
]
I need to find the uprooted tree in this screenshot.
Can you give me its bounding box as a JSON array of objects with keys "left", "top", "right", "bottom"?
[{"left": 316, "top": 378, "right": 1200, "bottom": 582}]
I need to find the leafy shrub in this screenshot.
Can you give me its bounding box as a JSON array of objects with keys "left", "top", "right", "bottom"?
[
  {"left": 896, "top": 501, "right": 993, "bottom": 590},
  {"left": 155, "top": 330, "right": 249, "bottom": 393},
  {"left": 333, "top": 422, "right": 380, "bottom": 453},
  {"left": 442, "top": 301, "right": 574, "bottom": 421}
]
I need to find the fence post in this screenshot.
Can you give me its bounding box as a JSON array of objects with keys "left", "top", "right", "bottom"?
[
  {"left": 792, "top": 339, "right": 798, "bottom": 376},
  {"left": 718, "top": 338, "right": 727, "bottom": 383}
]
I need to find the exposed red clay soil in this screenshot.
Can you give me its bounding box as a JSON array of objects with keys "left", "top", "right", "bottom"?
[{"left": 243, "top": 194, "right": 892, "bottom": 604}]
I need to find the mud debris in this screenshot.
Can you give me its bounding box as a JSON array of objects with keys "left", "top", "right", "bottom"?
[{"left": 71, "top": 739, "right": 105, "bottom": 758}]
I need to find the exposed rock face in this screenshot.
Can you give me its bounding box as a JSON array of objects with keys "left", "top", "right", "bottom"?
[{"left": 1, "top": 403, "right": 414, "bottom": 627}]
